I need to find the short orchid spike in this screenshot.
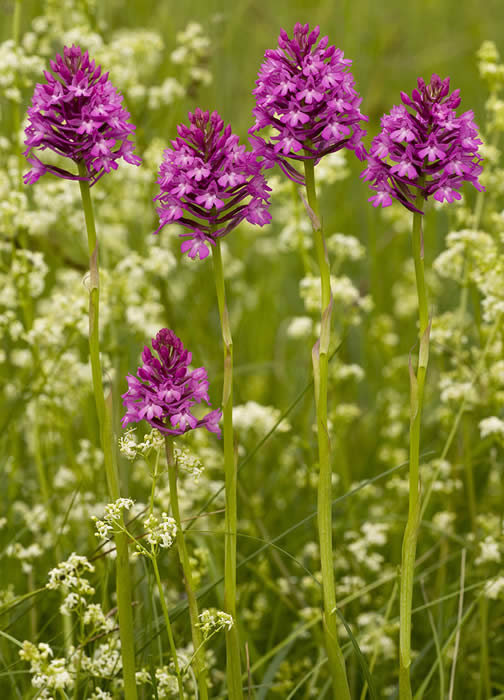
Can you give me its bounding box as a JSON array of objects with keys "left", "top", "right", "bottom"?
[{"left": 122, "top": 328, "right": 222, "bottom": 437}]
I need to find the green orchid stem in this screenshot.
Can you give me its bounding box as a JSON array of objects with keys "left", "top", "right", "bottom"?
[
  {"left": 77, "top": 161, "right": 138, "bottom": 700},
  {"left": 303, "top": 158, "right": 351, "bottom": 700},
  {"left": 165, "top": 438, "right": 209, "bottom": 700},
  {"left": 211, "top": 240, "right": 243, "bottom": 700},
  {"left": 399, "top": 185, "right": 430, "bottom": 700},
  {"left": 151, "top": 555, "right": 185, "bottom": 699}
]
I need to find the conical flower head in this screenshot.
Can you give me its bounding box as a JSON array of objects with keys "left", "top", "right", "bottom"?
[
  {"left": 122, "top": 329, "right": 222, "bottom": 437},
  {"left": 362, "top": 74, "right": 484, "bottom": 212},
  {"left": 24, "top": 44, "right": 141, "bottom": 186},
  {"left": 154, "top": 108, "right": 272, "bottom": 260},
  {"left": 249, "top": 23, "right": 368, "bottom": 183}
]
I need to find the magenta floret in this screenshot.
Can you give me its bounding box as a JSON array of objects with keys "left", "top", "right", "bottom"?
[
  {"left": 362, "top": 74, "right": 484, "bottom": 212},
  {"left": 249, "top": 23, "right": 368, "bottom": 183},
  {"left": 154, "top": 108, "right": 272, "bottom": 260},
  {"left": 23, "top": 45, "right": 141, "bottom": 186}
]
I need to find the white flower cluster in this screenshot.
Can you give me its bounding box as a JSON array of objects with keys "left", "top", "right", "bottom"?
[
  {"left": 143, "top": 512, "right": 177, "bottom": 550},
  {"left": 357, "top": 611, "right": 397, "bottom": 660},
  {"left": 485, "top": 576, "right": 504, "bottom": 600},
  {"left": 154, "top": 665, "right": 180, "bottom": 697},
  {"left": 330, "top": 360, "right": 365, "bottom": 383},
  {"left": 46, "top": 553, "right": 95, "bottom": 595},
  {"left": 0, "top": 40, "right": 45, "bottom": 101},
  {"left": 82, "top": 640, "right": 122, "bottom": 678},
  {"left": 299, "top": 274, "right": 373, "bottom": 322},
  {"left": 479, "top": 416, "right": 504, "bottom": 439},
  {"left": 6, "top": 542, "right": 43, "bottom": 575},
  {"left": 174, "top": 443, "right": 205, "bottom": 480},
  {"left": 198, "top": 608, "right": 234, "bottom": 639},
  {"left": 118, "top": 428, "right": 164, "bottom": 461},
  {"left": 90, "top": 689, "right": 113, "bottom": 700},
  {"left": 345, "top": 523, "right": 389, "bottom": 573},
  {"left": 82, "top": 603, "right": 116, "bottom": 634},
  {"left": 171, "top": 22, "right": 212, "bottom": 86},
  {"left": 326, "top": 232, "right": 365, "bottom": 265},
  {"left": 19, "top": 641, "right": 73, "bottom": 696},
  {"left": 2, "top": 249, "right": 48, "bottom": 305},
  {"left": 93, "top": 498, "right": 135, "bottom": 540},
  {"left": 60, "top": 592, "right": 87, "bottom": 616},
  {"left": 477, "top": 41, "right": 504, "bottom": 94},
  {"left": 233, "top": 400, "right": 291, "bottom": 436},
  {"left": 313, "top": 150, "right": 350, "bottom": 185},
  {"left": 475, "top": 535, "right": 502, "bottom": 566},
  {"left": 286, "top": 315, "right": 314, "bottom": 339}
]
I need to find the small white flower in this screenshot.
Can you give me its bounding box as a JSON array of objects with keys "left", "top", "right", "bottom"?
[
  {"left": 485, "top": 577, "right": 504, "bottom": 600},
  {"left": 286, "top": 315, "right": 313, "bottom": 338},
  {"left": 479, "top": 416, "right": 504, "bottom": 439},
  {"left": 198, "top": 608, "right": 234, "bottom": 639},
  {"left": 144, "top": 512, "right": 177, "bottom": 550},
  {"left": 475, "top": 536, "right": 502, "bottom": 566}
]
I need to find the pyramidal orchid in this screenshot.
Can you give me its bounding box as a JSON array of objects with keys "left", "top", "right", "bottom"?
[
  {"left": 23, "top": 44, "right": 141, "bottom": 699},
  {"left": 249, "top": 22, "right": 368, "bottom": 183},
  {"left": 122, "top": 328, "right": 221, "bottom": 437},
  {"left": 362, "top": 74, "right": 484, "bottom": 212},
  {"left": 248, "top": 21, "right": 366, "bottom": 700},
  {"left": 24, "top": 44, "right": 141, "bottom": 186},
  {"left": 363, "top": 75, "right": 484, "bottom": 699},
  {"left": 122, "top": 329, "right": 220, "bottom": 700},
  {"left": 154, "top": 108, "right": 271, "bottom": 260}
]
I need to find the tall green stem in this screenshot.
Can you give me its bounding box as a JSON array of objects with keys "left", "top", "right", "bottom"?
[
  {"left": 77, "top": 161, "right": 138, "bottom": 700},
  {"left": 303, "top": 159, "right": 351, "bottom": 700},
  {"left": 165, "top": 439, "right": 209, "bottom": 700},
  {"left": 211, "top": 240, "right": 243, "bottom": 700},
  {"left": 399, "top": 186, "right": 429, "bottom": 700}
]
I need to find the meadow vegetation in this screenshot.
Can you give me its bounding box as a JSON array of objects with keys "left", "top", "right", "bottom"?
[{"left": 1, "top": 1, "right": 504, "bottom": 697}]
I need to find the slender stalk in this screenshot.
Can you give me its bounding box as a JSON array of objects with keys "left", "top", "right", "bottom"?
[
  {"left": 77, "top": 161, "right": 138, "bottom": 700},
  {"left": 151, "top": 556, "right": 185, "bottom": 699},
  {"left": 303, "top": 158, "right": 351, "bottom": 700},
  {"left": 399, "top": 186, "right": 429, "bottom": 700},
  {"left": 165, "top": 438, "right": 209, "bottom": 700},
  {"left": 211, "top": 240, "right": 243, "bottom": 700}
]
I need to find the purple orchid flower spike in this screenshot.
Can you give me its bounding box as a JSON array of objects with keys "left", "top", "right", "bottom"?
[
  {"left": 24, "top": 44, "right": 141, "bottom": 186},
  {"left": 249, "top": 23, "right": 368, "bottom": 183},
  {"left": 362, "top": 74, "right": 484, "bottom": 213},
  {"left": 122, "top": 328, "right": 222, "bottom": 437},
  {"left": 154, "top": 108, "right": 272, "bottom": 260}
]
